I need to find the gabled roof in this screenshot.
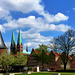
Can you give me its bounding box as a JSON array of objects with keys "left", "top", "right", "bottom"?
[
  {"left": 33, "top": 49, "right": 40, "bottom": 54},
  {"left": 69, "top": 55, "right": 72, "bottom": 59},
  {"left": 53, "top": 52, "right": 60, "bottom": 57},
  {"left": 0, "top": 31, "right": 7, "bottom": 49},
  {"left": 31, "top": 49, "right": 72, "bottom": 59},
  {"left": 11, "top": 31, "right": 16, "bottom": 46},
  {"left": 32, "top": 49, "right": 53, "bottom": 56},
  {"left": 17, "top": 29, "right": 22, "bottom": 45}
]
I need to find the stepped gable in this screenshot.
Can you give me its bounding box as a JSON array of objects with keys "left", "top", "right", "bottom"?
[{"left": 0, "top": 31, "right": 7, "bottom": 49}]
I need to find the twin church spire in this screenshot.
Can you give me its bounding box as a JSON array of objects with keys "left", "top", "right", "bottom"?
[
  {"left": 17, "top": 29, "right": 22, "bottom": 46},
  {"left": 11, "top": 31, "right": 16, "bottom": 47},
  {"left": 11, "top": 30, "right": 23, "bottom": 55}
]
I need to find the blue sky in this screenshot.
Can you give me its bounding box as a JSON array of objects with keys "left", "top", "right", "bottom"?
[{"left": 0, "top": 0, "right": 75, "bottom": 53}]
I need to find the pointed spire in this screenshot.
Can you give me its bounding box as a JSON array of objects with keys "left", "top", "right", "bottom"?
[
  {"left": 17, "top": 29, "right": 22, "bottom": 45},
  {"left": 11, "top": 30, "right": 16, "bottom": 47},
  {"left": 0, "top": 31, "right": 7, "bottom": 49}
]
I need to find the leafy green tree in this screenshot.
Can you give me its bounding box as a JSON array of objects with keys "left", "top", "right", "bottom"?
[
  {"left": 32, "top": 52, "right": 41, "bottom": 64},
  {"left": 33, "top": 44, "right": 49, "bottom": 70},
  {"left": 0, "top": 53, "right": 14, "bottom": 72},
  {"left": 40, "top": 50, "right": 49, "bottom": 69},
  {"left": 14, "top": 53, "right": 27, "bottom": 72}
]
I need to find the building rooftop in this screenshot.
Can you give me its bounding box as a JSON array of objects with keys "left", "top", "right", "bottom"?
[{"left": 0, "top": 31, "right": 7, "bottom": 49}]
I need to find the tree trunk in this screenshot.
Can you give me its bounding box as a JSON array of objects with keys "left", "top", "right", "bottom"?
[
  {"left": 42, "top": 50, "right": 44, "bottom": 70},
  {"left": 20, "top": 65, "right": 21, "bottom": 72},
  {"left": 64, "top": 63, "right": 67, "bottom": 71},
  {"left": 6, "top": 65, "right": 8, "bottom": 73}
]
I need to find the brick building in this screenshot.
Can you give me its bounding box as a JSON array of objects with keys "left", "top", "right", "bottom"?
[
  {"left": 28, "top": 49, "right": 75, "bottom": 70},
  {"left": 28, "top": 49, "right": 60, "bottom": 70}
]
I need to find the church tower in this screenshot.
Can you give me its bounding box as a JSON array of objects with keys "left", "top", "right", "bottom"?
[
  {"left": 17, "top": 29, "right": 23, "bottom": 53},
  {"left": 10, "top": 31, "right": 17, "bottom": 54},
  {"left": 0, "top": 31, "right": 7, "bottom": 54}
]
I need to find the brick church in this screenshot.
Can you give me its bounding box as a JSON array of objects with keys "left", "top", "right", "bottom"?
[{"left": 10, "top": 30, "right": 23, "bottom": 55}]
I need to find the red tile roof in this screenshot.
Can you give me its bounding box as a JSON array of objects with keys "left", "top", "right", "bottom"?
[
  {"left": 69, "top": 55, "right": 72, "bottom": 59},
  {"left": 32, "top": 49, "right": 73, "bottom": 59},
  {"left": 53, "top": 52, "right": 60, "bottom": 57},
  {"left": 34, "top": 49, "right": 40, "bottom": 54},
  {"left": 32, "top": 49, "right": 60, "bottom": 57}
]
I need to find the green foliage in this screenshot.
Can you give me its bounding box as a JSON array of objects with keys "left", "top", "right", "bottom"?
[
  {"left": 35, "top": 44, "right": 49, "bottom": 52},
  {"left": 39, "top": 50, "right": 49, "bottom": 64},
  {"left": 32, "top": 44, "right": 49, "bottom": 64},
  {"left": 28, "top": 67, "right": 32, "bottom": 71},
  {"left": 0, "top": 52, "right": 27, "bottom": 72},
  {"left": 32, "top": 44, "right": 53, "bottom": 67},
  {"left": 32, "top": 52, "right": 41, "bottom": 62},
  {"left": 48, "top": 51, "right": 55, "bottom": 64},
  {"left": 0, "top": 53, "right": 14, "bottom": 66},
  {"left": 0, "top": 53, "right": 14, "bottom": 72},
  {"left": 32, "top": 50, "right": 49, "bottom": 65},
  {"left": 14, "top": 53, "right": 27, "bottom": 65}
]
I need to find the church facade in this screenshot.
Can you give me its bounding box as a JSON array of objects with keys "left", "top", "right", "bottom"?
[{"left": 10, "top": 30, "right": 23, "bottom": 55}]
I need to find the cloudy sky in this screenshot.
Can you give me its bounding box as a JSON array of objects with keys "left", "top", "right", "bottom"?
[{"left": 0, "top": 0, "right": 75, "bottom": 52}]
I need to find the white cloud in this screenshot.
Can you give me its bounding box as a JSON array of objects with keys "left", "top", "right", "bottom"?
[
  {"left": 4, "top": 16, "right": 71, "bottom": 32},
  {"left": 0, "top": 7, "right": 11, "bottom": 21},
  {"left": 50, "top": 24, "right": 71, "bottom": 32},
  {"left": 17, "top": 30, "right": 53, "bottom": 50},
  {"left": 0, "top": 0, "right": 71, "bottom": 50},
  {"left": 0, "top": 25, "right": 5, "bottom": 32},
  {"left": 0, "top": 0, "right": 68, "bottom": 23},
  {"left": 3, "top": 14, "right": 70, "bottom": 50},
  {"left": 0, "top": 0, "right": 43, "bottom": 14},
  {"left": 24, "top": 41, "right": 50, "bottom": 50},
  {"left": 42, "top": 12, "right": 69, "bottom": 23},
  {"left": 72, "top": 8, "right": 75, "bottom": 11},
  {"left": 24, "top": 42, "right": 39, "bottom": 50},
  {"left": 21, "top": 32, "right": 52, "bottom": 42},
  {"left": 5, "top": 42, "right": 11, "bottom": 48}
]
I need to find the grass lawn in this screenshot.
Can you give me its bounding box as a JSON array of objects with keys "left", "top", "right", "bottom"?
[
  {"left": 16, "top": 72, "right": 52, "bottom": 75},
  {"left": 15, "top": 72, "right": 75, "bottom": 75}
]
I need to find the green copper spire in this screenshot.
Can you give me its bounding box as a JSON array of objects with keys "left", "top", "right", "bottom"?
[
  {"left": 11, "top": 31, "right": 16, "bottom": 46},
  {"left": 17, "top": 29, "right": 22, "bottom": 45}
]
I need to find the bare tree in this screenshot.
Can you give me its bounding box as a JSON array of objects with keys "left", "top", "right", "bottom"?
[
  {"left": 48, "top": 42, "right": 59, "bottom": 52},
  {"left": 50, "top": 30, "right": 75, "bottom": 71},
  {"left": 48, "top": 38, "right": 60, "bottom": 53}
]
